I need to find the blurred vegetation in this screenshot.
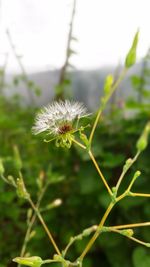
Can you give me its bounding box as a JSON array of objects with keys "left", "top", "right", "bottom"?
[
  {"left": 0, "top": 21, "right": 150, "bottom": 266},
  {"left": 0, "top": 67, "right": 150, "bottom": 267}
]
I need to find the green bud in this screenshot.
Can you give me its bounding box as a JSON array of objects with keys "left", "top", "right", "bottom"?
[
  {"left": 136, "top": 137, "right": 147, "bottom": 151},
  {"left": 136, "top": 122, "right": 150, "bottom": 152},
  {"left": 121, "top": 229, "right": 134, "bottom": 237},
  {"left": 123, "top": 158, "right": 133, "bottom": 172},
  {"left": 104, "top": 74, "right": 114, "bottom": 94},
  {"left": 133, "top": 170, "right": 141, "bottom": 180},
  {"left": 79, "top": 132, "right": 89, "bottom": 148},
  {"left": 16, "top": 177, "right": 30, "bottom": 199},
  {"left": 7, "top": 175, "right": 16, "bottom": 187},
  {"left": 125, "top": 30, "right": 139, "bottom": 68},
  {"left": 13, "top": 145, "right": 22, "bottom": 170},
  {"left": 29, "top": 230, "right": 36, "bottom": 240},
  {"left": 13, "top": 256, "right": 43, "bottom": 267},
  {"left": 0, "top": 158, "right": 5, "bottom": 175}
]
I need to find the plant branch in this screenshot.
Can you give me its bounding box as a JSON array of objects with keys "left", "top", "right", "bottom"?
[
  {"left": 72, "top": 138, "right": 86, "bottom": 150},
  {"left": 110, "top": 222, "right": 150, "bottom": 230},
  {"left": 19, "top": 181, "right": 49, "bottom": 262},
  {"left": 88, "top": 150, "right": 112, "bottom": 196},
  {"left": 89, "top": 68, "right": 127, "bottom": 145},
  {"left": 28, "top": 198, "right": 61, "bottom": 256},
  {"left": 56, "top": 0, "right": 76, "bottom": 99},
  {"left": 78, "top": 201, "right": 114, "bottom": 261},
  {"left": 109, "top": 228, "right": 150, "bottom": 247},
  {"left": 130, "top": 192, "right": 150, "bottom": 197},
  {"left": 115, "top": 151, "right": 140, "bottom": 193},
  {"left": 6, "top": 29, "right": 35, "bottom": 104}
]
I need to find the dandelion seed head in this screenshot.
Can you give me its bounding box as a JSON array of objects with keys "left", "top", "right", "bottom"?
[{"left": 32, "top": 100, "right": 88, "bottom": 136}]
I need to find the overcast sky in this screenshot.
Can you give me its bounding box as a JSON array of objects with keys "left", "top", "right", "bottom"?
[{"left": 0, "top": 0, "right": 150, "bottom": 73}]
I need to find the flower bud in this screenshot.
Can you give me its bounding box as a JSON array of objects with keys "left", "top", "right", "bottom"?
[
  {"left": 13, "top": 256, "right": 43, "bottom": 267},
  {"left": 0, "top": 158, "right": 4, "bottom": 175},
  {"left": 16, "top": 178, "right": 30, "bottom": 199},
  {"left": 123, "top": 158, "right": 133, "bottom": 172},
  {"left": 136, "top": 122, "right": 150, "bottom": 152},
  {"left": 125, "top": 30, "right": 139, "bottom": 68},
  {"left": 104, "top": 74, "right": 114, "bottom": 94},
  {"left": 121, "top": 229, "right": 134, "bottom": 237}
]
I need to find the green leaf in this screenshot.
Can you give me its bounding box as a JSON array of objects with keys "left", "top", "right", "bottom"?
[
  {"left": 13, "top": 256, "right": 43, "bottom": 267},
  {"left": 132, "top": 247, "right": 150, "bottom": 267},
  {"left": 125, "top": 30, "right": 139, "bottom": 68},
  {"left": 136, "top": 121, "right": 150, "bottom": 151},
  {"left": 104, "top": 74, "right": 114, "bottom": 95},
  {"left": 0, "top": 158, "right": 5, "bottom": 175}
]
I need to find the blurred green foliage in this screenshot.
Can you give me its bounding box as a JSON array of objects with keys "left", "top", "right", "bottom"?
[{"left": 0, "top": 89, "right": 150, "bottom": 267}]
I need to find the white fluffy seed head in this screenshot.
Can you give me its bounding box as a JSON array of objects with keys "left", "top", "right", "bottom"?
[{"left": 32, "top": 100, "right": 88, "bottom": 136}]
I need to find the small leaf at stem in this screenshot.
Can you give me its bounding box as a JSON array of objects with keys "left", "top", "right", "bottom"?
[
  {"left": 125, "top": 30, "right": 139, "bottom": 68},
  {"left": 13, "top": 256, "right": 43, "bottom": 267}
]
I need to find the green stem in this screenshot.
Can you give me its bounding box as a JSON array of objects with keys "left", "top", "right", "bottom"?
[
  {"left": 109, "top": 228, "right": 150, "bottom": 247},
  {"left": 115, "top": 151, "right": 140, "bottom": 193},
  {"left": 110, "top": 222, "right": 150, "bottom": 229},
  {"left": 18, "top": 182, "right": 49, "bottom": 263},
  {"left": 130, "top": 192, "right": 150, "bottom": 197},
  {"left": 78, "top": 201, "right": 114, "bottom": 261},
  {"left": 88, "top": 150, "right": 112, "bottom": 196},
  {"left": 89, "top": 68, "right": 127, "bottom": 145},
  {"left": 28, "top": 198, "right": 61, "bottom": 256}
]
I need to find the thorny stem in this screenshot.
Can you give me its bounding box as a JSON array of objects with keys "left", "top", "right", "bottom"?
[
  {"left": 89, "top": 68, "right": 127, "bottom": 145},
  {"left": 18, "top": 181, "right": 49, "bottom": 265},
  {"left": 88, "top": 150, "right": 112, "bottom": 196},
  {"left": 28, "top": 198, "right": 61, "bottom": 256},
  {"left": 78, "top": 202, "right": 114, "bottom": 261},
  {"left": 115, "top": 151, "right": 140, "bottom": 193}
]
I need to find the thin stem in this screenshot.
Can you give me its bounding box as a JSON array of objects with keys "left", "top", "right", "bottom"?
[
  {"left": 72, "top": 138, "right": 86, "bottom": 150},
  {"left": 78, "top": 201, "right": 114, "bottom": 261},
  {"left": 88, "top": 150, "right": 112, "bottom": 196},
  {"left": 56, "top": 0, "right": 76, "bottom": 99},
  {"left": 110, "top": 228, "right": 150, "bottom": 247},
  {"left": 62, "top": 225, "right": 97, "bottom": 257},
  {"left": 19, "top": 182, "right": 49, "bottom": 260},
  {"left": 89, "top": 68, "right": 127, "bottom": 144},
  {"left": 28, "top": 198, "right": 61, "bottom": 256},
  {"left": 116, "top": 191, "right": 128, "bottom": 202},
  {"left": 110, "top": 222, "right": 150, "bottom": 230},
  {"left": 6, "top": 29, "right": 35, "bottom": 104},
  {"left": 115, "top": 151, "right": 140, "bottom": 193},
  {"left": 130, "top": 192, "right": 150, "bottom": 197}
]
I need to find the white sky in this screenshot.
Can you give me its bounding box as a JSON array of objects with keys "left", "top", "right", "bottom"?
[{"left": 0, "top": 0, "right": 150, "bottom": 73}]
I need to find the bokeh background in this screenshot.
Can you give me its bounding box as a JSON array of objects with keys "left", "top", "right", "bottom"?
[{"left": 0, "top": 1, "right": 150, "bottom": 267}]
